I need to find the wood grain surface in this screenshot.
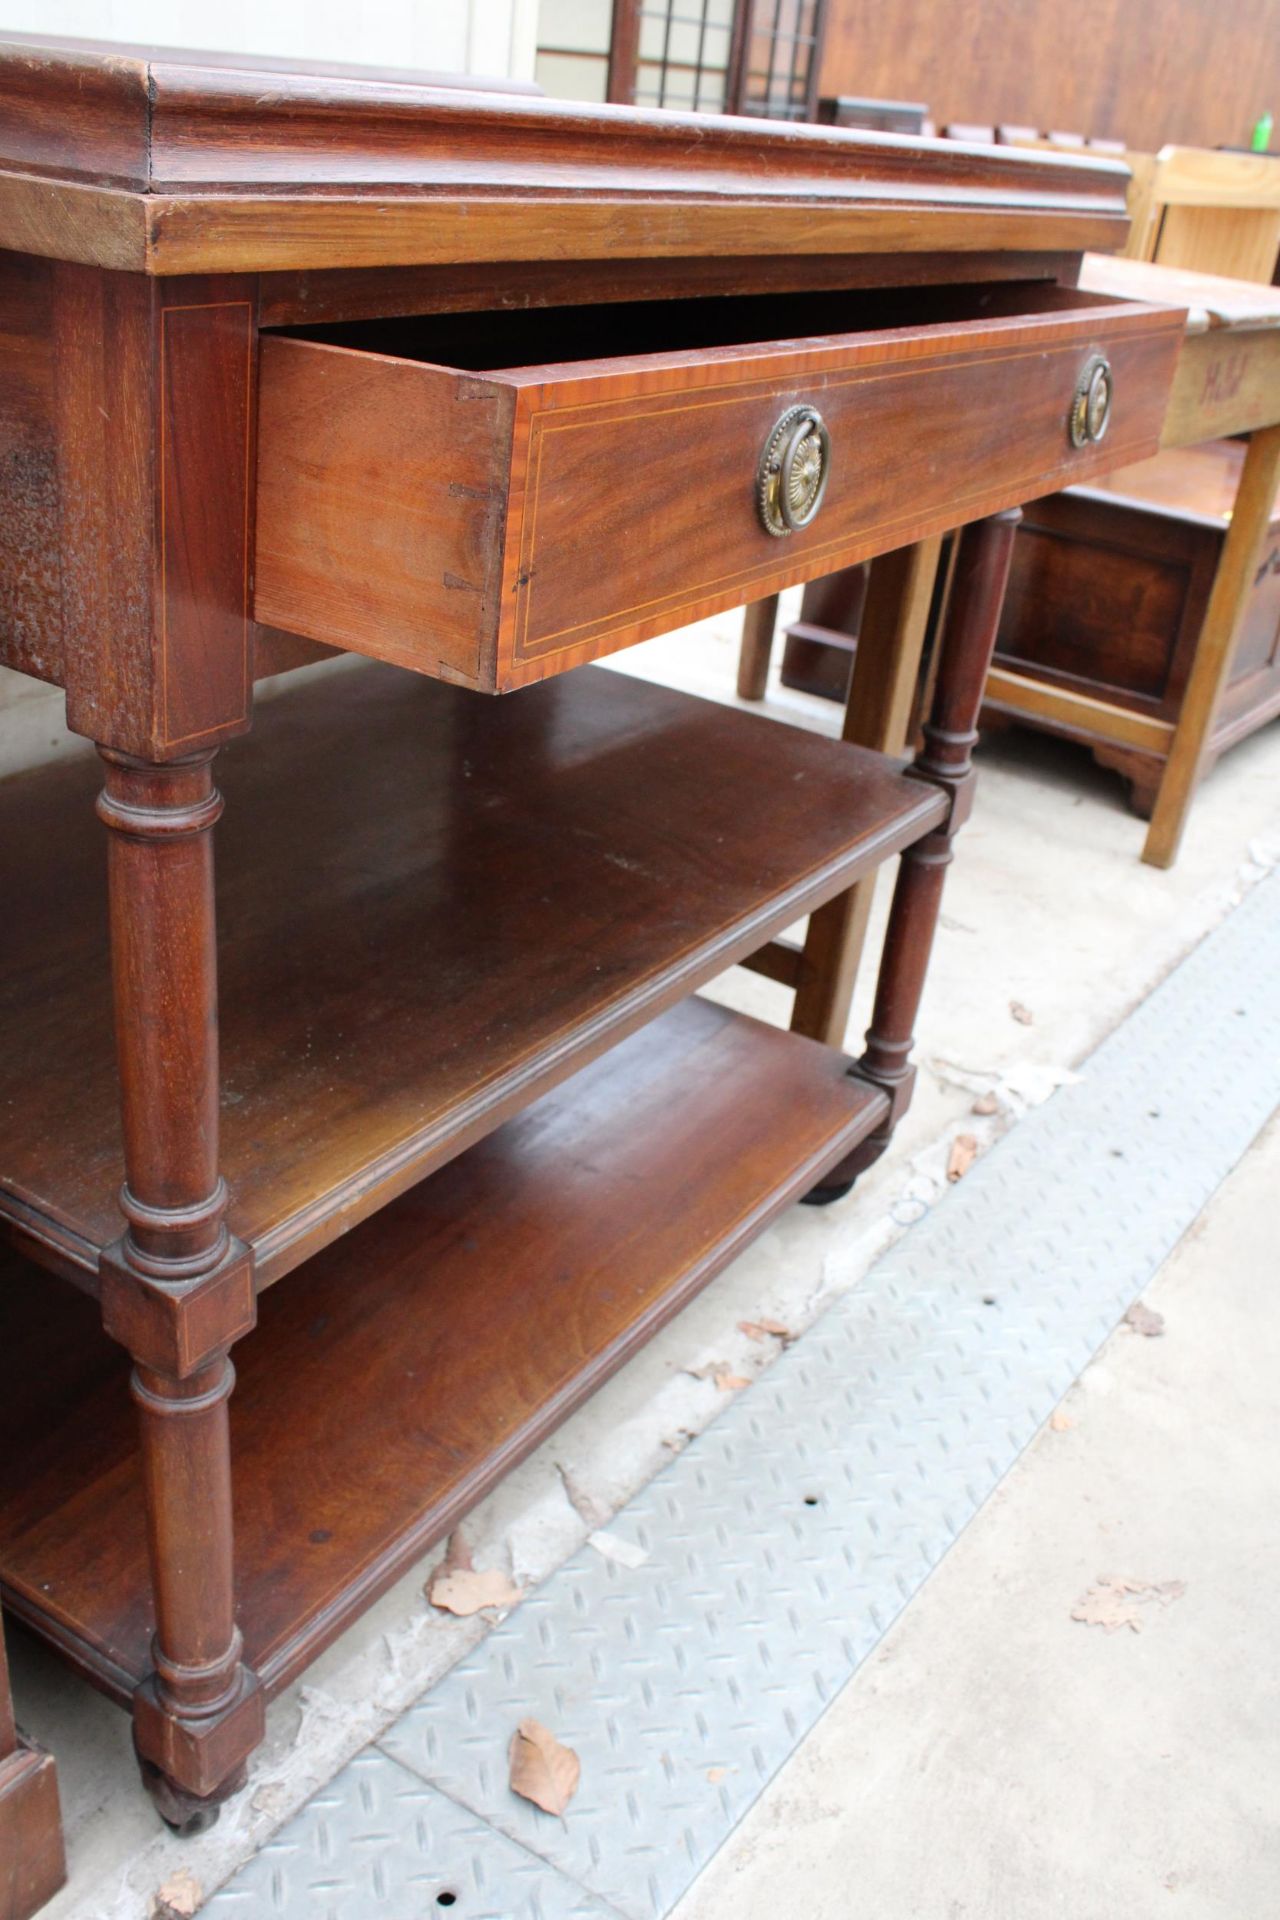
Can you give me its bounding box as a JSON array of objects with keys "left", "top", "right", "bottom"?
[
  {"left": 0, "top": 997, "right": 885, "bottom": 1703},
  {"left": 256, "top": 249, "right": 1082, "bottom": 331},
  {"left": 985, "top": 439, "right": 1280, "bottom": 820},
  {"left": 1081, "top": 439, "right": 1262, "bottom": 523},
  {"left": 0, "top": 34, "right": 1132, "bottom": 274},
  {"left": 256, "top": 284, "right": 1182, "bottom": 689},
  {"left": 819, "top": 0, "right": 1280, "bottom": 159},
  {"left": 1080, "top": 251, "right": 1280, "bottom": 335},
  {"left": 0, "top": 1607, "right": 64, "bottom": 1918},
  {"left": 0, "top": 661, "right": 944, "bottom": 1288}
]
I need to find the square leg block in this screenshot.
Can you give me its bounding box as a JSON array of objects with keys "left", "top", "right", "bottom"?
[
  {"left": 99, "top": 1237, "right": 255, "bottom": 1378},
  {"left": 133, "top": 1668, "right": 264, "bottom": 1801},
  {"left": 0, "top": 1740, "right": 66, "bottom": 1919}
]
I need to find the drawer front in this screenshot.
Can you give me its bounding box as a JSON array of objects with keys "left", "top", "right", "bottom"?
[{"left": 256, "top": 302, "right": 1182, "bottom": 693}]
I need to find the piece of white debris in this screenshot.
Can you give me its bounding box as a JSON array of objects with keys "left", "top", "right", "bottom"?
[{"left": 587, "top": 1529, "right": 650, "bottom": 1569}]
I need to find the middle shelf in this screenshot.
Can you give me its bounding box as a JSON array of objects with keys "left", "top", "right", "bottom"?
[
  {"left": 0, "top": 661, "right": 944, "bottom": 1288},
  {"left": 0, "top": 994, "right": 885, "bottom": 1704}
]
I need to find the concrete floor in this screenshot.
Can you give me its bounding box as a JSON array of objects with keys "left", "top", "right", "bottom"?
[
  {"left": 9, "top": 599, "right": 1280, "bottom": 1918},
  {"left": 672, "top": 1108, "right": 1280, "bottom": 1920}
]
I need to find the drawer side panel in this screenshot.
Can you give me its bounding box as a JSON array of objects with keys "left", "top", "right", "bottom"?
[{"left": 254, "top": 337, "right": 511, "bottom": 689}]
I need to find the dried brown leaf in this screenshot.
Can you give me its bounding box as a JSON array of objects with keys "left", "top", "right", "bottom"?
[
  {"left": 1072, "top": 1574, "right": 1185, "bottom": 1633},
  {"left": 509, "top": 1718, "right": 581, "bottom": 1816},
  {"left": 738, "top": 1317, "right": 793, "bottom": 1343},
  {"left": 427, "top": 1565, "right": 522, "bottom": 1617},
  {"left": 946, "top": 1133, "right": 979, "bottom": 1182},
  {"left": 713, "top": 1369, "right": 751, "bottom": 1391},
  {"left": 1048, "top": 1408, "right": 1076, "bottom": 1432},
  {"left": 707, "top": 1766, "right": 727, "bottom": 1784},
  {"left": 971, "top": 1091, "right": 1000, "bottom": 1116},
  {"left": 1072, "top": 1587, "right": 1144, "bottom": 1633},
  {"left": 151, "top": 1869, "right": 202, "bottom": 1920},
  {"left": 1124, "top": 1301, "right": 1165, "bottom": 1337},
  {"left": 1009, "top": 1000, "right": 1035, "bottom": 1026}
]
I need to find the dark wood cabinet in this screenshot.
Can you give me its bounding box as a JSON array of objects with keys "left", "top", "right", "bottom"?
[
  {"left": 988, "top": 439, "right": 1280, "bottom": 812},
  {"left": 0, "top": 32, "right": 1179, "bottom": 1832},
  {"left": 0, "top": 1616, "right": 63, "bottom": 1920}
]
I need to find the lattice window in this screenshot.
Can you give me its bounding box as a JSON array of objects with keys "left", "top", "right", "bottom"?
[
  {"left": 735, "top": 0, "right": 826, "bottom": 120},
  {"left": 534, "top": 0, "right": 827, "bottom": 120}
]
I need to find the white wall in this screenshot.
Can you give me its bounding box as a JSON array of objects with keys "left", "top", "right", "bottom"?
[
  {"left": 0, "top": 0, "right": 539, "bottom": 773},
  {"left": 0, "top": 0, "right": 539, "bottom": 82}
]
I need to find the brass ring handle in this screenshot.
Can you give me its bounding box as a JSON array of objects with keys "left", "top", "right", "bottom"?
[
  {"left": 757, "top": 404, "right": 831, "bottom": 536},
  {"left": 1069, "top": 354, "right": 1113, "bottom": 449}
]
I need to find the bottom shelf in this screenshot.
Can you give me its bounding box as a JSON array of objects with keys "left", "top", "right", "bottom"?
[{"left": 0, "top": 996, "right": 884, "bottom": 1706}]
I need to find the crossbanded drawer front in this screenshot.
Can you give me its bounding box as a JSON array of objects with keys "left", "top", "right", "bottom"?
[{"left": 255, "top": 287, "right": 1182, "bottom": 692}]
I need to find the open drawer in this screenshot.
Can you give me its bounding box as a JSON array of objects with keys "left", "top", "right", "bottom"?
[{"left": 255, "top": 280, "right": 1182, "bottom": 692}]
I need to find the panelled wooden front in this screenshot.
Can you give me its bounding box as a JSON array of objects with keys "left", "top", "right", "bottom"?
[
  {"left": 993, "top": 487, "right": 1218, "bottom": 717},
  {"left": 989, "top": 439, "right": 1280, "bottom": 794},
  {"left": 255, "top": 292, "right": 1182, "bottom": 693}
]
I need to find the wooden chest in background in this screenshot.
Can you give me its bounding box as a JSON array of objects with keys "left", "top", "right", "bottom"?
[{"left": 987, "top": 439, "right": 1280, "bottom": 813}]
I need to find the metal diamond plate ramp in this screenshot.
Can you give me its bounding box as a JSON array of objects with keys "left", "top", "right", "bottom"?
[
  {"left": 212, "top": 870, "right": 1280, "bottom": 1919},
  {"left": 203, "top": 1748, "right": 621, "bottom": 1919}
]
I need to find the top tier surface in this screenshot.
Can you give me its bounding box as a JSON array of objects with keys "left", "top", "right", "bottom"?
[
  {"left": 0, "top": 33, "right": 1132, "bottom": 275},
  {"left": 1081, "top": 252, "right": 1280, "bottom": 335}
]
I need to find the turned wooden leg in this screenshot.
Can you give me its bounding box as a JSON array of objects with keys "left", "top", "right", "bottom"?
[
  {"left": 0, "top": 1614, "right": 65, "bottom": 1919},
  {"left": 95, "top": 752, "right": 261, "bottom": 1832},
  {"left": 806, "top": 510, "right": 1020, "bottom": 1202},
  {"left": 737, "top": 593, "right": 779, "bottom": 700}
]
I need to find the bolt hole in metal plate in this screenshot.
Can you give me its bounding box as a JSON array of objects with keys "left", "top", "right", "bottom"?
[
  {"left": 757, "top": 403, "right": 831, "bottom": 535},
  {"left": 1069, "top": 352, "right": 1113, "bottom": 448}
]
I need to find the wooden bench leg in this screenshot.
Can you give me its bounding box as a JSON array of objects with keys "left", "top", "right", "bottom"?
[
  {"left": 791, "top": 536, "right": 944, "bottom": 1047},
  {"left": 1143, "top": 423, "right": 1280, "bottom": 869},
  {"left": 736, "top": 594, "right": 779, "bottom": 701},
  {"left": 0, "top": 1619, "right": 65, "bottom": 1920},
  {"left": 806, "top": 512, "right": 1019, "bottom": 1200}
]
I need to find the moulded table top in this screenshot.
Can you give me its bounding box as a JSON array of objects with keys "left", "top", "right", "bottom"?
[{"left": 0, "top": 32, "right": 1131, "bottom": 275}]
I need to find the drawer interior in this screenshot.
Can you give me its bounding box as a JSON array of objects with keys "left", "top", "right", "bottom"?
[{"left": 265, "top": 279, "right": 1114, "bottom": 375}]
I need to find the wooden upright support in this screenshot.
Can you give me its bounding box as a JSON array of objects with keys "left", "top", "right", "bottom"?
[
  {"left": 807, "top": 511, "right": 1020, "bottom": 1199},
  {"left": 96, "top": 753, "right": 261, "bottom": 1832},
  {"left": 737, "top": 594, "right": 780, "bottom": 700},
  {"left": 1143, "top": 422, "right": 1280, "bottom": 867},
  {"left": 0, "top": 1619, "right": 64, "bottom": 1920}
]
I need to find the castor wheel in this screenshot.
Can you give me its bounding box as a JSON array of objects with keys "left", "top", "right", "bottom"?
[
  {"left": 136, "top": 1748, "right": 235, "bottom": 1835},
  {"left": 161, "top": 1801, "right": 221, "bottom": 1839},
  {"left": 800, "top": 1175, "right": 856, "bottom": 1207}
]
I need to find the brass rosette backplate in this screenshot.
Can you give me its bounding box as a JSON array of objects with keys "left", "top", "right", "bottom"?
[
  {"left": 757, "top": 404, "right": 832, "bottom": 537},
  {"left": 1069, "top": 354, "right": 1113, "bottom": 449}
]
